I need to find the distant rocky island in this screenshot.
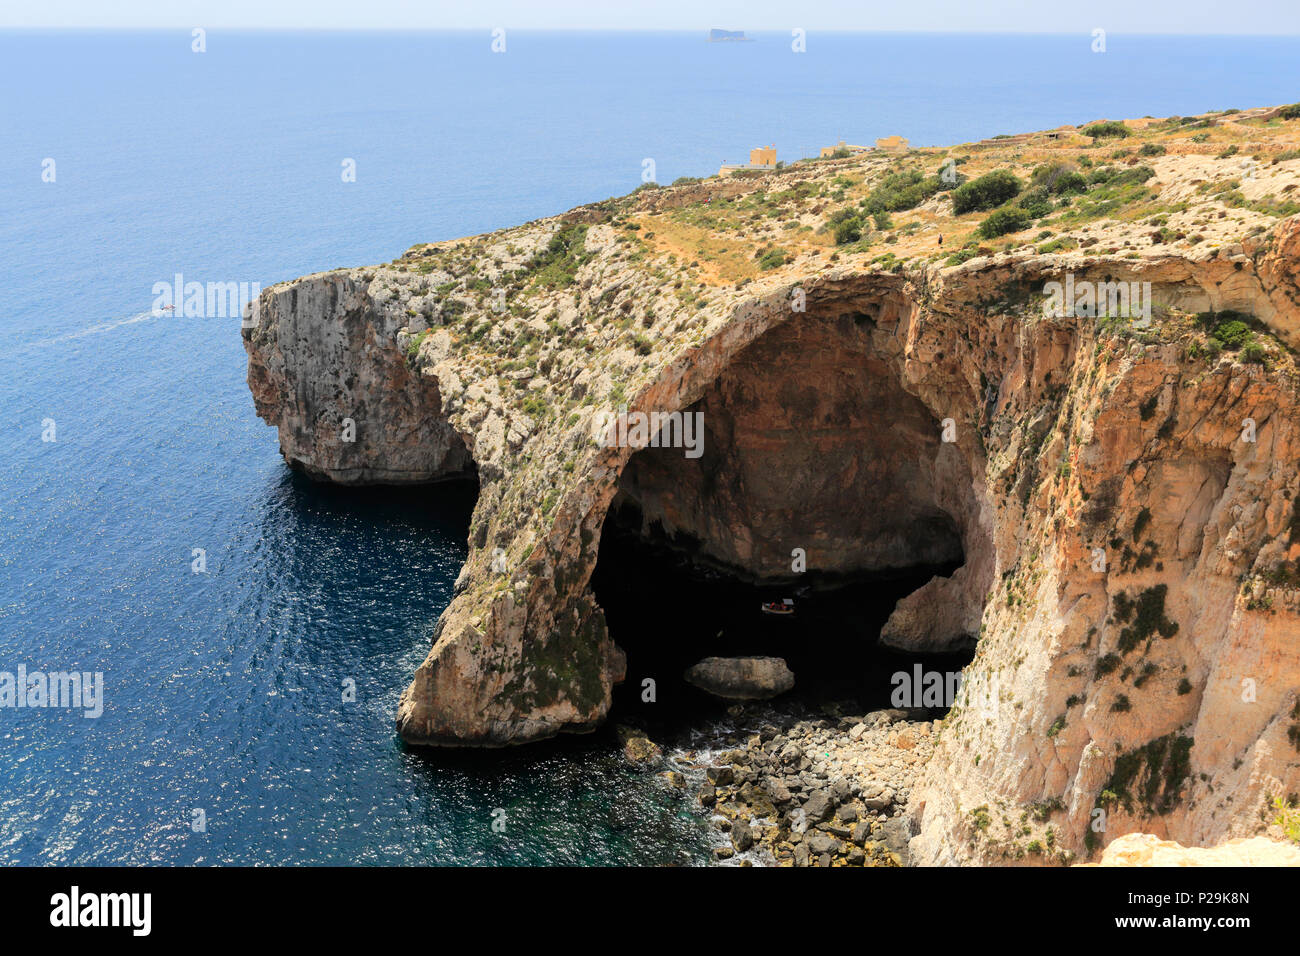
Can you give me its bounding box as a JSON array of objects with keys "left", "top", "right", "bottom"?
[
  {"left": 244, "top": 103, "right": 1300, "bottom": 865},
  {"left": 707, "top": 29, "right": 751, "bottom": 42}
]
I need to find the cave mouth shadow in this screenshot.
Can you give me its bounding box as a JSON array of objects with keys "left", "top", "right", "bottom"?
[
  {"left": 588, "top": 306, "right": 983, "bottom": 736},
  {"left": 592, "top": 501, "right": 976, "bottom": 737}
]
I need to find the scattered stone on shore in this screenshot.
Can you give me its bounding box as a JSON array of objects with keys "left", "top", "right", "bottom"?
[
  {"left": 691, "top": 705, "right": 938, "bottom": 866},
  {"left": 683, "top": 656, "right": 795, "bottom": 701},
  {"left": 705, "top": 765, "right": 734, "bottom": 787},
  {"left": 731, "top": 818, "right": 755, "bottom": 852}
]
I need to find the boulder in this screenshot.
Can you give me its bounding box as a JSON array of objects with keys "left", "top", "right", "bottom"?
[
  {"left": 622, "top": 736, "right": 661, "bottom": 765},
  {"left": 659, "top": 771, "right": 686, "bottom": 789},
  {"left": 877, "top": 816, "right": 912, "bottom": 865},
  {"left": 705, "top": 765, "right": 734, "bottom": 787},
  {"left": 766, "top": 777, "right": 793, "bottom": 806},
  {"left": 863, "top": 788, "right": 894, "bottom": 812},
  {"left": 615, "top": 725, "right": 661, "bottom": 766},
  {"left": 731, "top": 819, "right": 755, "bottom": 852},
  {"left": 806, "top": 832, "right": 839, "bottom": 855},
  {"left": 801, "top": 791, "right": 834, "bottom": 824},
  {"left": 683, "top": 656, "right": 795, "bottom": 701}
]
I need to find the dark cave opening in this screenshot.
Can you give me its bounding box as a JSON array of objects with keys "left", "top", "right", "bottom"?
[
  {"left": 589, "top": 308, "right": 983, "bottom": 733},
  {"left": 592, "top": 502, "right": 974, "bottom": 731}
]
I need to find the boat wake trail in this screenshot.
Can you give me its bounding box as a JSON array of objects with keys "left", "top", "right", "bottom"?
[{"left": 2, "top": 310, "right": 160, "bottom": 357}]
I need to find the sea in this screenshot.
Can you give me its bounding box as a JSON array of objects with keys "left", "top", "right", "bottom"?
[{"left": 1, "top": 29, "right": 1296, "bottom": 865}]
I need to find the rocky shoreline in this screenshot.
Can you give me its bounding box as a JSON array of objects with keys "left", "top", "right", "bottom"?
[{"left": 622, "top": 705, "right": 936, "bottom": 866}]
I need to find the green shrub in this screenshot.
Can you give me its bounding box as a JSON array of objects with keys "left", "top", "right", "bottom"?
[
  {"left": 833, "top": 217, "right": 863, "bottom": 245},
  {"left": 1241, "top": 340, "right": 1268, "bottom": 364},
  {"left": 1084, "top": 121, "right": 1131, "bottom": 139},
  {"left": 863, "top": 169, "right": 948, "bottom": 214},
  {"left": 1017, "top": 188, "right": 1053, "bottom": 218},
  {"left": 529, "top": 224, "right": 590, "bottom": 288},
  {"left": 952, "top": 169, "right": 1023, "bottom": 214},
  {"left": 1115, "top": 585, "right": 1179, "bottom": 654},
  {"left": 977, "top": 206, "right": 1032, "bottom": 238},
  {"left": 1030, "top": 162, "right": 1087, "bottom": 195},
  {"left": 405, "top": 329, "right": 429, "bottom": 359},
  {"left": 1138, "top": 143, "right": 1167, "bottom": 156},
  {"left": 1052, "top": 171, "right": 1087, "bottom": 195},
  {"left": 945, "top": 247, "right": 982, "bottom": 266},
  {"left": 756, "top": 246, "right": 787, "bottom": 270},
  {"left": 1096, "top": 653, "right": 1122, "bottom": 678},
  {"left": 1212, "top": 319, "right": 1252, "bottom": 349},
  {"left": 828, "top": 206, "right": 864, "bottom": 244},
  {"left": 1275, "top": 797, "right": 1300, "bottom": 844},
  {"left": 1088, "top": 165, "right": 1156, "bottom": 187},
  {"left": 1279, "top": 103, "right": 1300, "bottom": 120},
  {"left": 1037, "top": 236, "right": 1079, "bottom": 254}
]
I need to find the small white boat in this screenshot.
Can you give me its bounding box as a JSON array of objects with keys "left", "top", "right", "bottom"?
[{"left": 761, "top": 598, "right": 794, "bottom": 616}]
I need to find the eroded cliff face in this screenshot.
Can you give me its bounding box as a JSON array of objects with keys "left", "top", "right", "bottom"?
[
  {"left": 613, "top": 308, "right": 972, "bottom": 580},
  {"left": 244, "top": 109, "right": 1300, "bottom": 860},
  {"left": 245, "top": 275, "right": 473, "bottom": 484}
]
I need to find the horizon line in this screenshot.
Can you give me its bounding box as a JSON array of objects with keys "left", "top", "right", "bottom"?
[{"left": 3, "top": 26, "right": 1300, "bottom": 37}]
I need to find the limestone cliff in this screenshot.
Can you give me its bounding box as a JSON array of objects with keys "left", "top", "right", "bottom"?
[
  {"left": 1076, "top": 832, "right": 1300, "bottom": 866},
  {"left": 244, "top": 105, "right": 1300, "bottom": 861}
]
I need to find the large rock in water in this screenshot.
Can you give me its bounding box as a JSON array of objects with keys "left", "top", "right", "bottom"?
[{"left": 684, "top": 656, "right": 794, "bottom": 700}]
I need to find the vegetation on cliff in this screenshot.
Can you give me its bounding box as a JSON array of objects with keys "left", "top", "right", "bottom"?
[{"left": 246, "top": 102, "right": 1300, "bottom": 864}]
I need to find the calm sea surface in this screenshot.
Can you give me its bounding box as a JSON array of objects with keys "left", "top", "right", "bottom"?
[{"left": 1, "top": 30, "right": 1296, "bottom": 864}]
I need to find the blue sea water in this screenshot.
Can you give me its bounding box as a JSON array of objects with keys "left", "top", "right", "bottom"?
[{"left": 0, "top": 29, "right": 1297, "bottom": 865}]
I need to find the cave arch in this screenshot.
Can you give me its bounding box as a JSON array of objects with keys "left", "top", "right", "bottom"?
[{"left": 590, "top": 299, "right": 992, "bottom": 714}]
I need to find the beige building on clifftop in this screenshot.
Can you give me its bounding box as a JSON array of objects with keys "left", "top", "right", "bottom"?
[
  {"left": 719, "top": 144, "right": 778, "bottom": 176},
  {"left": 820, "top": 139, "right": 871, "bottom": 158}
]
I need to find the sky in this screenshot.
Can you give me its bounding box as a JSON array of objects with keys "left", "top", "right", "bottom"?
[{"left": 4, "top": 0, "right": 1300, "bottom": 34}]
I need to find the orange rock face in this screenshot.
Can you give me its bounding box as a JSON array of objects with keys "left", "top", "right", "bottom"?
[{"left": 1076, "top": 832, "right": 1300, "bottom": 866}]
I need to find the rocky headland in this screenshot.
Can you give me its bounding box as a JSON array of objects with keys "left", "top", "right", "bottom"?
[{"left": 244, "top": 104, "right": 1300, "bottom": 864}]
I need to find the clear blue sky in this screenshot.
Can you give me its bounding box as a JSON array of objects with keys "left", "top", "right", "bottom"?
[{"left": 6, "top": 0, "right": 1300, "bottom": 34}]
